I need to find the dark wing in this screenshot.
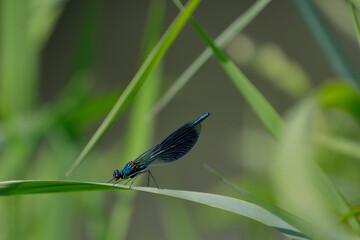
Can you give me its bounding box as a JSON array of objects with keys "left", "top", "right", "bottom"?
[
  {"left": 132, "top": 144, "right": 161, "bottom": 166},
  {"left": 132, "top": 112, "right": 211, "bottom": 168},
  {"left": 146, "top": 122, "right": 201, "bottom": 166}
]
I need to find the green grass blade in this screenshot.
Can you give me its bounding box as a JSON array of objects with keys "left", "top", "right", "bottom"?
[
  {"left": 175, "top": 2, "right": 285, "bottom": 140},
  {"left": 66, "top": 0, "right": 202, "bottom": 176},
  {"left": 0, "top": 0, "right": 35, "bottom": 118},
  {"left": 0, "top": 180, "right": 123, "bottom": 195},
  {"left": 349, "top": 1, "right": 360, "bottom": 50},
  {"left": 0, "top": 180, "right": 309, "bottom": 240},
  {"left": 291, "top": 0, "right": 360, "bottom": 89},
  {"left": 349, "top": 0, "right": 360, "bottom": 10},
  {"left": 148, "top": 0, "right": 270, "bottom": 119},
  {"left": 205, "top": 165, "right": 317, "bottom": 240},
  {"left": 216, "top": 59, "right": 285, "bottom": 140}
]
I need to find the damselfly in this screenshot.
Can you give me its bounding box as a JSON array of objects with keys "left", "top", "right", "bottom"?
[{"left": 108, "top": 112, "right": 211, "bottom": 188}]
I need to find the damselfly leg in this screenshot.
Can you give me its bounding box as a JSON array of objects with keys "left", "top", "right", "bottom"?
[{"left": 120, "top": 170, "right": 160, "bottom": 189}]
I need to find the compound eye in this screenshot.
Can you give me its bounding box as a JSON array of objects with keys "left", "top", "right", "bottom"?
[{"left": 113, "top": 170, "right": 120, "bottom": 180}]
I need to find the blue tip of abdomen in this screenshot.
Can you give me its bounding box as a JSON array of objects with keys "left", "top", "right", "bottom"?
[{"left": 193, "top": 112, "right": 211, "bottom": 125}]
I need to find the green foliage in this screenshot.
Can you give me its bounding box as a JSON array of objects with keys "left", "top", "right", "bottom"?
[
  {"left": 1, "top": 0, "right": 360, "bottom": 239},
  {"left": 182, "top": 8, "right": 285, "bottom": 140},
  {"left": 66, "top": 0, "right": 202, "bottom": 176},
  {"left": 149, "top": 0, "right": 271, "bottom": 118},
  {"left": 0, "top": 180, "right": 308, "bottom": 239}
]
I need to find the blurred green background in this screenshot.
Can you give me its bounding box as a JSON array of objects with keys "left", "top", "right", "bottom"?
[{"left": 1, "top": 0, "right": 360, "bottom": 239}]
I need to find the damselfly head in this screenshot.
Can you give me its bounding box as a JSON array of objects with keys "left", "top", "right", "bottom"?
[
  {"left": 113, "top": 169, "right": 122, "bottom": 180},
  {"left": 107, "top": 170, "right": 122, "bottom": 184}
]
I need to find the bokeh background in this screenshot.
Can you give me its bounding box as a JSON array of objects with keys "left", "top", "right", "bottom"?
[{"left": 1, "top": 0, "right": 360, "bottom": 239}]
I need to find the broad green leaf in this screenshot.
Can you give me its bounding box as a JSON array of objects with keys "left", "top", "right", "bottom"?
[
  {"left": 149, "top": 0, "right": 270, "bottom": 118},
  {"left": 66, "top": 0, "right": 202, "bottom": 176},
  {"left": 0, "top": 180, "right": 308, "bottom": 240}
]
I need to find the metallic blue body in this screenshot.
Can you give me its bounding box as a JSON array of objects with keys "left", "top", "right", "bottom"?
[
  {"left": 110, "top": 112, "right": 211, "bottom": 185},
  {"left": 193, "top": 112, "right": 210, "bottom": 125}
]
